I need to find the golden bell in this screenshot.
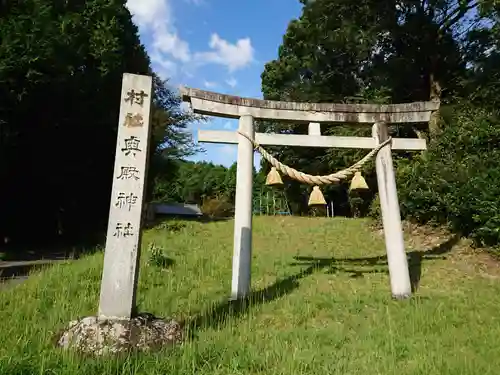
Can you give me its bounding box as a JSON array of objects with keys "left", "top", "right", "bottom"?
[
  {"left": 265, "top": 167, "right": 283, "bottom": 186},
  {"left": 308, "top": 185, "right": 327, "bottom": 206},
  {"left": 349, "top": 171, "right": 369, "bottom": 191}
]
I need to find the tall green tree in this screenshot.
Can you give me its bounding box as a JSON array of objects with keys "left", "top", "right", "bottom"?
[
  {"left": 260, "top": 0, "right": 400, "bottom": 213},
  {"left": 0, "top": 0, "right": 195, "bottom": 247},
  {"left": 147, "top": 74, "right": 203, "bottom": 202},
  {"left": 260, "top": 0, "right": 498, "bottom": 215}
]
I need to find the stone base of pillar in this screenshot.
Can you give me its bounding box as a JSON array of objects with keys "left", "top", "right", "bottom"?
[{"left": 57, "top": 313, "right": 183, "bottom": 355}]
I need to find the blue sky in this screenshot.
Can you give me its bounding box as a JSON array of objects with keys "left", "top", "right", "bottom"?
[{"left": 126, "top": 0, "right": 303, "bottom": 168}]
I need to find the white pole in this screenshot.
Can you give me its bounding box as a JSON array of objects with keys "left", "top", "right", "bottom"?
[
  {"left": 308, "top": 122, "right": 321, "bottom": 136},
  {"left": 372, "top": 122, "right": 412, "bottom": 299},
  {"left": 230, "top": 114, "right": 254, "bottom": 300}
]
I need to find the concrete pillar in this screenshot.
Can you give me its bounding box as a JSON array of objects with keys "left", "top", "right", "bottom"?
[
  {"left": 372, "top": 122, "right": 412, "bottom": 299},
  {"left": 230, "top": 114, "right": 255, "bottom": 300},
  {"left": 98, "top": 73, "right": 153, "bottom": 319},
  {"left": 308, "top": 122, "right": 321, "bottom": 136}
]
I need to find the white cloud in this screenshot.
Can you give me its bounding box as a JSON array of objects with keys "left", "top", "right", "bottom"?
[
  {"left": 153, "top": 32, "right": 191, "bottom": 62},
  {"left": 180, "top": 101, "right": 192, "bottom": 113},
  {"left": 126, "top": 0, "right": 190, "bottom": 76},
  {"left": 203, "top": 80, "right": 218, "bottom": 88},
  {"left": 195, "top": 33, "right": 254, "bottom": 72},
  {"left": 127, "top": 0, "right": 171, "bottom": 27},
  {"left": 219, "top": 145, "right": 236, "bottom": 157},
  {"left": 184, "top": 0, "right": 205, "bottom": 4},
  {"left": 126, "top": 0, "right": 254, "bottom": 79},
  {"left": 150, "top": 52, "right": 177, "bottom": 78},
  {"left": 214, "top": 145, "right": 261, "bottom": 168},
  {"left": 226, "top": 77, "right": 238, "bottom": 88}
]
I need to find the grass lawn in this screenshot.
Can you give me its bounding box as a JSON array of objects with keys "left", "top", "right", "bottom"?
[{"left": 1, "top": 216, "right": 500, "bottom": 374}]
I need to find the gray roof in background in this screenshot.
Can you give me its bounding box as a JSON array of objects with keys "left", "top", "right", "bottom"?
[{"left": 152, "top": 203, "right": 203, "bottom": 216}]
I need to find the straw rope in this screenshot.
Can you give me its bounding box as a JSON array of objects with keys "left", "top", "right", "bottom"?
[{"left": 237, "top": 131, "right": 392, "bottom": 185}]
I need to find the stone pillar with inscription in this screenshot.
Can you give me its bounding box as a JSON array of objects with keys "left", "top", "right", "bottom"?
[
  {"left": 57, "top": 74, "right": 184, "bottom": 355},
  {"left": 98, "top": 73, "right": 153, "bottom": 320}
]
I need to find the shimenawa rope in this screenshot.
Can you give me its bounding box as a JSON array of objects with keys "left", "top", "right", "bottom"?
[{"left": 237, "top": 131, "right": 392, "bottom": 186}]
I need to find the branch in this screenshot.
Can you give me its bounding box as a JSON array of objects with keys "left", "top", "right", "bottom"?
[
  {"left": 412, "top": 126, "right": 426, "bottom": 140},
  {"left": 439, "top": 1, "right": 478, "bottom": 32},
  {"left": 454, "top": 18, "right": 481, "bottom": 39},
  {"left": 421, "top": 0, "right": 435, "bottom": 19}
]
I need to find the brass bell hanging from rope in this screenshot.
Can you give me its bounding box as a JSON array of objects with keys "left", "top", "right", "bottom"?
[
  {"left": 265, "top": 167, "right": 283, "bottom": 186},
  {"left": 349, "top": 171, "right": 369, "bottom": 191},
  {"left": 308, "top": 185, "right": 327, "bottom": 206}
]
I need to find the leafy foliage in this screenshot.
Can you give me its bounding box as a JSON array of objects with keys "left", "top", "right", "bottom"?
[
  {"left": 259, "top": 0, "right": 500, "bottom": 246},
  {"left": 153, "top": 160, "right": 231, "bottom": 204},
  {"left": 151, "top": 160, "right": 268, "bottom": 215},
  {"left": 200, "top": 195, "right": 235, "bottom": 218},
  {"left": 0, "top": 0, "right": 196, "bottom": 247},
  {"left": 397, "top": 105, "right": 500, "bottom": 247}
]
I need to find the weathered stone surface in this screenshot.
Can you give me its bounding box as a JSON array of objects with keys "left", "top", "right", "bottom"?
[
  {"left": 180, "top": 88, "right": 438, "bottom": 123},
  {"left": 98, "top": 73, "right": 153, "bottom": 319},
  {"left": 57, "top": 313, "right": 183, "bottom": 355},
  {"left": 180, "top": 86, "right": 440, "bottom": 113}
]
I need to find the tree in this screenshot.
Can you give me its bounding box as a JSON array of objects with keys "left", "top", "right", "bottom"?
[
  {"left": 396, "top": 104, "right": 500, "bottom": 247},
  {"left": 260, "top": 0, "right": 400, "bottom": 214},
  {"left": 259, "top": 0, "right": 500, "bottom": 215},
  {"left": 147, "top": 74, "right": 203, "bottom": 202},
  {"left": 0, "top": 0, "right": 196, "bottom": 248}
]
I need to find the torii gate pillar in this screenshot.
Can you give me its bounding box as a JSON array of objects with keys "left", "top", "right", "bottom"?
[
  {"left": 373, "top": 122, "right": 411, "bottom": 298},
  {"left": 231, "top": 114, "right": 255, "bottom": 300}
]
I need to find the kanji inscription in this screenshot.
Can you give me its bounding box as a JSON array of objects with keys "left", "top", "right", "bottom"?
[
  {"left": 116, "top": 166, "right": 140, "bottom": 180},
  {"left": 115, "top": 192, "right": 138, "bottom": 211},
  {"left": 124, "top": 89, "right": 149, "bottom": 106},
  {"left": 121, "top": 136, "right": 142, "bottom": 156},
  {"left": 113, "top": 222, "right": 134, "bottom": 238},
  {"left": 124, "top": 113, "right": 144, "bottom": 128}
]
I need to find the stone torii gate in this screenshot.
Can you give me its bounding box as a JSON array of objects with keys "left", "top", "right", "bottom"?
[{"left": 180, "top": 87, "right": 439, "bottom": 301}]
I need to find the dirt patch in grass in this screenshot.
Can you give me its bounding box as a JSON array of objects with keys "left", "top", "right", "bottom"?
[{"left": 372, "top": 219, "right": 500, "bottom": 280}]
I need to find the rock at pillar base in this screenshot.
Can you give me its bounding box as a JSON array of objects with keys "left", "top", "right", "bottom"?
[{"left": 57, "top": 313, "right": 184, "bottom": 355}]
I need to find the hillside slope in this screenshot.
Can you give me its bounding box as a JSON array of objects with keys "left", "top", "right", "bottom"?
[{"left": 1, "top": 216, "right": 499, "bottom": 375}]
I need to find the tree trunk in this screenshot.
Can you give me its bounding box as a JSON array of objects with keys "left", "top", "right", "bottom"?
[{"left": 428, "top": 70, "right": 442, "bottom": 140}]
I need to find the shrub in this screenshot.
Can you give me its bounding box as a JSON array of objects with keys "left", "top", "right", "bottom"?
[
  {"left": 397, "top": 104, "right": 500, "bottom": 248},
  {"left": 147, "top": 243, "right": 174, "bottom": 268},
  {"left": 368, "top": 194, "right": 381, "bottom": 220},
  {"left": 200, "top": 195, "right": 234, "bottom": 218},
  {"left": 348, "top": 189, "right": 373, "bottom": 218},
  {"left": 309, "top": 205, "right": 328, "bottom": 217}
]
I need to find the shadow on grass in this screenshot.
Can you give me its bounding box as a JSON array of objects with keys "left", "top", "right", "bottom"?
[
  {"left": 0, "top": 232, "right": 104, "bottom": 287},
  {"left": 0, "top": 234, "right": 105, "bottom": 262},
  {"left": 0, "top": 230, "right": 105, "bottom": 263},
  {"left": 181, "top": 234, "right": 461, "bottom": 339},
  {"left": 148, "top": 256, "right": 176, "bottom": 269},
  {"left": 145, "top": 215, "right": 232, "bottom": 229},
  {"left": 185, "top": 264, "right": 320, "bottom": 339},
  {"left": 185, "top": 256, "right": 390, "bottom": 338},
  {"left": 0, "top": 260, "right": 70, "bottom": 281},
  {"left": 195, "top": 216, "right": 233, "bottom": 224},
  {"left": 293, "top": 234, "right": 461, "bottom": 292}
]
